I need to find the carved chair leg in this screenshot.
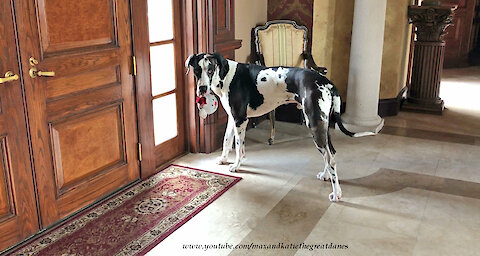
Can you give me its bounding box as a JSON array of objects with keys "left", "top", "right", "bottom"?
[{"left": 268, "top": 110, "right": 275, "bottom": 145}]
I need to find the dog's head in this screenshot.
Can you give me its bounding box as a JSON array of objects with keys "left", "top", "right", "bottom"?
[{"left": 185, "top": 53, "right": 229, "bottom": 97}]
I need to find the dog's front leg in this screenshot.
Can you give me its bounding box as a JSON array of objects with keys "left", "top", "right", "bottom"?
[
  {"left": 229, "top": 119, "right": 248, "bottom": 172},
  {"left": 216, "top": 117, "right": 235, "bottom": 165}
]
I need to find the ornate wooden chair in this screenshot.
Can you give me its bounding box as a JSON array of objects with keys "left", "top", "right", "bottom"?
[{"left": 252, "top": 20, "right": 327, "bottom": 145}]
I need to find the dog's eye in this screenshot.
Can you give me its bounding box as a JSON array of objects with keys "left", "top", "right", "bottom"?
[{"left": 208, "top": 70, "right": 213, "bottom": 75}]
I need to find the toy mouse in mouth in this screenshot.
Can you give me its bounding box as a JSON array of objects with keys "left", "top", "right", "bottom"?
[{"left": 196, "top": 93, "right": 218, "bottom": 119}]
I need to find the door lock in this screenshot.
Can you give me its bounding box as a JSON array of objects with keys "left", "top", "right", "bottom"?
[
  {"left": 29, "top": 57, "right": 39, "bottom": 66},
  {"left": 28, "top": 57, "right": 55, "bottom": 78}
]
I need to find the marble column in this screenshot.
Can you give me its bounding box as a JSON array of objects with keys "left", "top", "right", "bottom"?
[{"left": 340, "top": 0, "right": 387, "bottom": 134}]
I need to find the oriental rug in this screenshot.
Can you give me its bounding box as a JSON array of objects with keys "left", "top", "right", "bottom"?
[{"left": 10, "top": 165, "right": 241, "bottom": 256}]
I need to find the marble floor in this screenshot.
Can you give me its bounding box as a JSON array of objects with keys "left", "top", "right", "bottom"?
[{"left": 148, "top": 67, "right": 480, "bottom": 256}]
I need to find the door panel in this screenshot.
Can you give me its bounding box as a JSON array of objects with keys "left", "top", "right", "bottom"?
[
  {"left": 0, "top": 136, "right": 15, "bottom": 220},
  {"left": 37, "top": 0, "right": 117, "bottom": 54},
  {"left": 15, "top": 0, "right": 139, "bottom": 227},
  {"left": 199, "top": 0, "right": 241, "bottom": 153},
  {"left": 50, "top": 105, "right": 126, "bottom": 195},
  {"left": 45, "top": 66, "right": 120, "bottom": 100},
  {"left": 0, "top": 0, "right": 39, "bottom": 251}
]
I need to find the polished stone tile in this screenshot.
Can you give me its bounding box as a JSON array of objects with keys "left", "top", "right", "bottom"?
[
  {"left": 436, "top": 158, "right": 480, "bottom": 184},
  {"left": 371, "top": 135, "right": 442, "bottom": 175},
  {"left": 413, "top": 190, "right": 480, "bottom": 256},
  {"left": 150, "top": 67, "right": 480, "bottom": 256},
  {"left": 305, "top": 222, "right": 417, "bottom": 256},
  {"left": 428, "top": 194, "right": 480, "bottom": 229},
  {"left": 413, "top": 222, "right": 480, "bottom": 256},
  {"left": 229, "top": 178, "right": 334, "bottom": 256},
  {"left": 334, "top": 188, "right": 428, "bottom": 237},
  {"left": 381, "top": 126, "right": 480, "bottom": 145}
]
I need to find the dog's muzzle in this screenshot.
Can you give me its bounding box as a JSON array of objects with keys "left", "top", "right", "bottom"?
[{"left": 198, "top": 85, "right": 208, "bottom": 95}]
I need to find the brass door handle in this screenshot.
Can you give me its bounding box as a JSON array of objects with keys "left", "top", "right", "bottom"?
[
  {"left": 29, "top": 67, "right": 55, "bottom": 78},
  {"left": 0, "top": 71, "right": 19, "bottom": 84}
]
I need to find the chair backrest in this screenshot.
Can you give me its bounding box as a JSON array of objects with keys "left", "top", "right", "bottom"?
[{"left": 254, "top": 20, "right": 307, "bottom": 68}]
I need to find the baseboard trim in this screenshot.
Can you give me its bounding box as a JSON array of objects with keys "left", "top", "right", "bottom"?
[
  {"left": 378, "top": 98, "right": 400, "bottom": 117},
  {"left": 378, "top": 86, "right": 407, "bottom": 117}
]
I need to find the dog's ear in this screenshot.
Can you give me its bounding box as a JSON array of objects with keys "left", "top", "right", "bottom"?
[
  {"left": 211, "top": 52, "right": 229, "bottom": 79},
  {"left": 185, "top": 54, "right": 197, "bottom": 75}
]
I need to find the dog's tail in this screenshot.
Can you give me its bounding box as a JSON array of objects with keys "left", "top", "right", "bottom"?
[{"left": 331, "top": 90, "right": 375, "bottom": 138}]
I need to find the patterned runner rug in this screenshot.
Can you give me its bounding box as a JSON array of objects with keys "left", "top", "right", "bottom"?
[{"left": 10, "top": 165, "right": 241, "bottom": 256}]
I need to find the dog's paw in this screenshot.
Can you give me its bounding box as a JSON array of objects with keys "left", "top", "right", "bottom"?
[
  {"left": 228, "top": 164, "right": 239, "bottom": 172},
  {"left": 216, "top": 156, "right": 228, "bottom": 165},
  {"left": 329, "top": 192, "right": 341, "bottom": 202},
  {"left": 316, "top": 171, "right": 329, "bottom": 181}
]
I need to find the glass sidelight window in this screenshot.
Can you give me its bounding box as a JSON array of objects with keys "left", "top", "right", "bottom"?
[{"left": 147, "top": 0, "right": 178, "bottom": 146}]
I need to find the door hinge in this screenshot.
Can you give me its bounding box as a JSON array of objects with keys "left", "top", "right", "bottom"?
[
  {"left": 138, "top": 142, "right": 142, "bottom": 161},
  {"left": 132, "top": 56, "right": 137, "bottom": 76}
]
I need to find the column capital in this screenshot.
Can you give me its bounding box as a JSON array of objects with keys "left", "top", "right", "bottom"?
[{"left": 408, "top": 5, "right": 456, "bottom": 42}]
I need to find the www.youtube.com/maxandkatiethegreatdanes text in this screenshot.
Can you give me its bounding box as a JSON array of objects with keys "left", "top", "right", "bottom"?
[{"left": 182, "top": 242, "right": 349, "bottom": 251}]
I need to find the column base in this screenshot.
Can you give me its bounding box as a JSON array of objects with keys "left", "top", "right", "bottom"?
[
  {"left": 337, "top": 115, "right": 385, "bottom": 134},
  {"left": 401, "top": 99, "right": 444, "bottom": 115}
]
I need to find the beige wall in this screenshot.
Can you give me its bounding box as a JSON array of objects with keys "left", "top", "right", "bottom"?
[
  {"left": 380, "top": 0, "right": 412, "bottom": 99},
  {"left": 234, "top": 0, "right": 268, "bottom": 62},
  {"left": 312, "top": 0, "right": 354, "bottom": 100},
  {"left": 312, "top": 0, "right": 413, "bottom": 100}
]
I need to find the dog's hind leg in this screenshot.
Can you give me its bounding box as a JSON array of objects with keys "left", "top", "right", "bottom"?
[
  {"left": 324, "top": 146, "right": 342, "bottom": 201},
  {"left": 317, "top": 131, "right": 335, "bottom": 181},
  {"left": 217, "top": 117, "right": 235, "bottom": 165},
  {"left": 301, "top": 95, "right": 329, "bottom": 181},
  {"left": 302, "top": 89, "right": 342, "bottom": 201},
  {"left": 310, "top": 123, "right": 341, "bottom": 202},
  {"left": 229, "top": 119, "right": 249, "bottom": 172}
]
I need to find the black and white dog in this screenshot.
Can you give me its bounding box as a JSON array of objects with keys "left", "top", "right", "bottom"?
[{"left": 186, "top": 53, "right": 372, "bottom": 202}]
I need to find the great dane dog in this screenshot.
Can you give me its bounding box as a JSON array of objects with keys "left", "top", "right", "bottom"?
[{"left": 185, "top": 53, "right": 372, "bottom": 202}]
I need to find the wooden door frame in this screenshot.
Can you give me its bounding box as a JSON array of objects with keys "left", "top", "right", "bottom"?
[
  {"left": 196, "top": 0, "right": 215, "bottom": 153},
  {"left": 182, "top": 0, "right": 224, "bottom": 154},
  {"left": 182, "top": 0, "right": 202, "bottom": 153},
  {"left": 182, "top": 0, "right": 213, "bottom": 154},
  {"left": 183, "top": 0, "right": 242, "bottom": 154}
]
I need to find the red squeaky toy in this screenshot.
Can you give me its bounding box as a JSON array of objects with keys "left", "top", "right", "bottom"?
[{"left": 196, "top": 93, "right": 218, "bottom": 119}]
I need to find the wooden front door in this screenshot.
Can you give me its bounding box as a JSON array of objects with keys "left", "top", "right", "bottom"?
[
  {"left": 0, "top": 1, "right": 40, "bottom": 250},
  {"left": 14, "top": 0, "right": 140, "bottom": 227}
]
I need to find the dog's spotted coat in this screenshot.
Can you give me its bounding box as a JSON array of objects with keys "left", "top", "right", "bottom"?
[{"left": 186, "top": 53, "right": 373, "bottom": 202}]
